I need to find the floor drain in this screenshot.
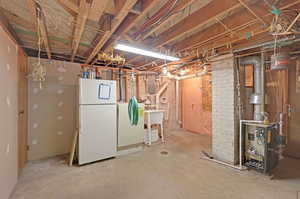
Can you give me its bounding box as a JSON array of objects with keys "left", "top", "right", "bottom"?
[{"left": 160, "top": 151, "right": 168, "bottom": 155}]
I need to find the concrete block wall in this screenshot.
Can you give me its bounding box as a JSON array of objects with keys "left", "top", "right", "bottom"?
[{"left": 211, "top": 54, "right": 238, "bottom": 164}]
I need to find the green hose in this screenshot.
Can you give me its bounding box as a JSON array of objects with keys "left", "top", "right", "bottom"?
[{"left": 128, "top": 96, "right": 139, "bottom": 126}]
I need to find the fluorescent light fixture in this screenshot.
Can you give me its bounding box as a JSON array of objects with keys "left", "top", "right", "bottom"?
[{"left": 115, "top": 43, "right": 179, "bottom": 61}]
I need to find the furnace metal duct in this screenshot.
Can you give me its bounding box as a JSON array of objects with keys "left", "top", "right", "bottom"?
[{"left": 240, "top": 56, "right": 264, "bottom": 121}]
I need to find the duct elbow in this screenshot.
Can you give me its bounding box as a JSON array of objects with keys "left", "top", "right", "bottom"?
[{"left": 240, "top": 56, "right": 261, "bottom": 69}]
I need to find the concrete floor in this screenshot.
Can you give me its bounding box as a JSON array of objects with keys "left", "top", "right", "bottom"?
[{"left": 11, "top": 130, "right": 300, "bottom": 199}]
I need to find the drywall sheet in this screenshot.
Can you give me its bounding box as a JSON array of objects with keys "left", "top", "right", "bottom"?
[
  {"left": 0, "top": 26, "right": 18, "bottom": 199},
  {"left": 28, "top": 58, "right": 80, "bottom": 160}
]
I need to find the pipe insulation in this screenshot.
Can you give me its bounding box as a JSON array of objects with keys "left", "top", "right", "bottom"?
[
  {"left": 167, "top": 66, "right": 208, "bottom": 80},
  {"left": 240, "top": 56, "right": 264, "bottom": 121},
  {"left": 155, "top": 82, "right": 169, "bottom": 109}
]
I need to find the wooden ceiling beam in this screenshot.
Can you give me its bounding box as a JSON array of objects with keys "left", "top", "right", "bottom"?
[
  {"left": 103, "top": 0, "right": 161, "bottom": 51},
  {"left": 140, "top": 0, "right": 196, "bottom": 40},
  {"left": 56, "top": 0, "right": 79, "bottom": 16},
  {"left": 173, "top": 0, "right": 300, "bottom": 52},
  {"left": 127, "top": 0, "right": 243, "bottom": 64},
  {"left": 56, "top": 0, "right": 109, "bottom": 21},
  {"left": 237, "top": 0, "right": 268, "bottom": 26},
  {"left": 148, "top": 0, "right": 243, "bottom": 48},
  {"left": 0, "top": 8, "right": 23, "bottom": 47},
  {"left": 146, "top": 0, "right": 300, "bottom": 71},
  {"left": 121, "top": 0, "right": 161, "bottom": 35},
  {"left": 27, "top": 0, "right": 51, "bottom": 59},
  {"left": 85, "top": 0, "right": 138, "bottom": 64},
  {"left": 71, "top": 0, "right": 91, "bottom": 61},
  {"left": 88, "top": 0, "right": 110, "bottom": 21}
]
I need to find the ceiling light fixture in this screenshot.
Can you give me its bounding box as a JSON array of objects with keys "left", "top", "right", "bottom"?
[{"left": 114, "top": 43, "right": 180, "bottom": 61}]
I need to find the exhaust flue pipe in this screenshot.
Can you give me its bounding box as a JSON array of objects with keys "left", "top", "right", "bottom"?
[{"left": 240, "top": 56, "right": 264, "bottom": 121}]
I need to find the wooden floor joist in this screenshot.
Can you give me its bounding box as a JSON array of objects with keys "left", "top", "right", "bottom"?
[
  {"left": 149, "top": 0, "right": 243, "bottom": 48},
  {"left": 103, "top": 0, "right": 161, "bottom": 51},
  {"left": 85, "top": 0, "right": 138, "bottom": 64},
  {"left": 127, "top": 0, "right": 245, "bottom": 64},
  {"left": 140, "top": 0, "right": 196, "bottom": 40},
  {"left": 174, "top": 0, "right": 300, "bottom": 53},
  {"left": 237, "top": 0, "right": 268, "bottom": 26},
  {"left": 71, "top": 0, "right": 90, "bottom": 62}
]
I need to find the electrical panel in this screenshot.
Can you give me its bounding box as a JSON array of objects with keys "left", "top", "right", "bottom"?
[{"left": 242, "top": 122, "right": 281, "bottom": 174}]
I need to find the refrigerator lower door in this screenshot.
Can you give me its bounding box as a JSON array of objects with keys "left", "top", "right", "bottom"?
[{"left": 79, "top": 104, "right": 117, "bottom": 165}]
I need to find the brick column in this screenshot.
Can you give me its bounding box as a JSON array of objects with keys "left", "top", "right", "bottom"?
[{"left": 211, "top": 54, "right": 238, "bottom": 164}]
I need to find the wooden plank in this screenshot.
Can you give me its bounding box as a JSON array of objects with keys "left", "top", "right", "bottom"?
[
  {"left": 71, "top": 0, "right": 90, "bottom": 61},
  {"left": 85, "top": 0, "right": 138, "bottom": 64},
  {"left": 17, "top": 48, "right": 28, "bottom": 175},
  {"left": 69, "top": 130, "right": 78, "bottom": 166}
]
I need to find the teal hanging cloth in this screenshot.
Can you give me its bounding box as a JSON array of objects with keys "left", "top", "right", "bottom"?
[{"left": 128, "top": 96, "right": 139, "bottom": 126}]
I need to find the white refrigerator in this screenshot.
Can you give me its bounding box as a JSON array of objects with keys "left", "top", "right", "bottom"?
[{"left": 78, "top": 78, "right": 117, "bottom": 165}]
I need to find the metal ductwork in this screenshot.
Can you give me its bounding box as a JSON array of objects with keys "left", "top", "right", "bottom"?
[{"left": 240, "top": 56, "right": 264, "bottom": 121}]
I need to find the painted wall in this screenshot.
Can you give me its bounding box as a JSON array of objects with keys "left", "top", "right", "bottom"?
[
  {"left": 28, "top": 58, "right": 80, "bottom": 160},
  {"left": 211, "top": 54, "right": 238, "bottom": 164},
  {"left": 0, "top": 26, "right": 19, "bottom": 199},
  {"left": 182, "top": 76, "right": 212, "bottom": 135}
]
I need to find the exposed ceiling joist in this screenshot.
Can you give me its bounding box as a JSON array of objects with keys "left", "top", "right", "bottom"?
[
  {"left": 56, "top": 0, "right": 79, "bottom": 16},
  {"left": 140, "top": 0, "right": 196, "bottom": 40},
  {"left": 174, "top": 0, "right": 300, "bottom": 52},
  {"left": 127, "top": 0, "right": 243, "bottom": 64},
  {"left": 215, "top": 17, "right": 237, "bottom": 37},
  {"left": 27, "top": 0, "right": 51, "bottom": 59},
  {"left": 237, "top": 0, "right": 268, "bottom": 26},
  {"left": 122, "top": 0, "right": 161, "bottom": 35},
  {"left": 56, "top": 0, "right": 109, "bottom": 21},
  {"left": 150, "top": 0, "right": 243, "bottom": 48},
  {"left": 0, "top": 8, "right": 23, "bottom": 46},
  {"left": 89, "top": 0, "right": 110, "bottom": 21},
  {"left": 103, "top": 0, "right": 161, "bottom": 51},
  {"left": 85, "top": 0, "right": 138, "bottom": 64},
  {"left": 71, "top": 0, "right": 91, "bottom": 61}
]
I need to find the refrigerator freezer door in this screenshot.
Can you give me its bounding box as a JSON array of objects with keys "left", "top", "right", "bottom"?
[
  {"left": 79, "top": 78, "right": 116, "bottom": 105},
  {"left": 79, "top": 105, "right": 117, "bottom": 165}
]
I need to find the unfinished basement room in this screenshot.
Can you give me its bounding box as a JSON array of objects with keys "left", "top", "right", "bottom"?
[{"left": 1, "top": 0, "right": 300, "bottom": 198}]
